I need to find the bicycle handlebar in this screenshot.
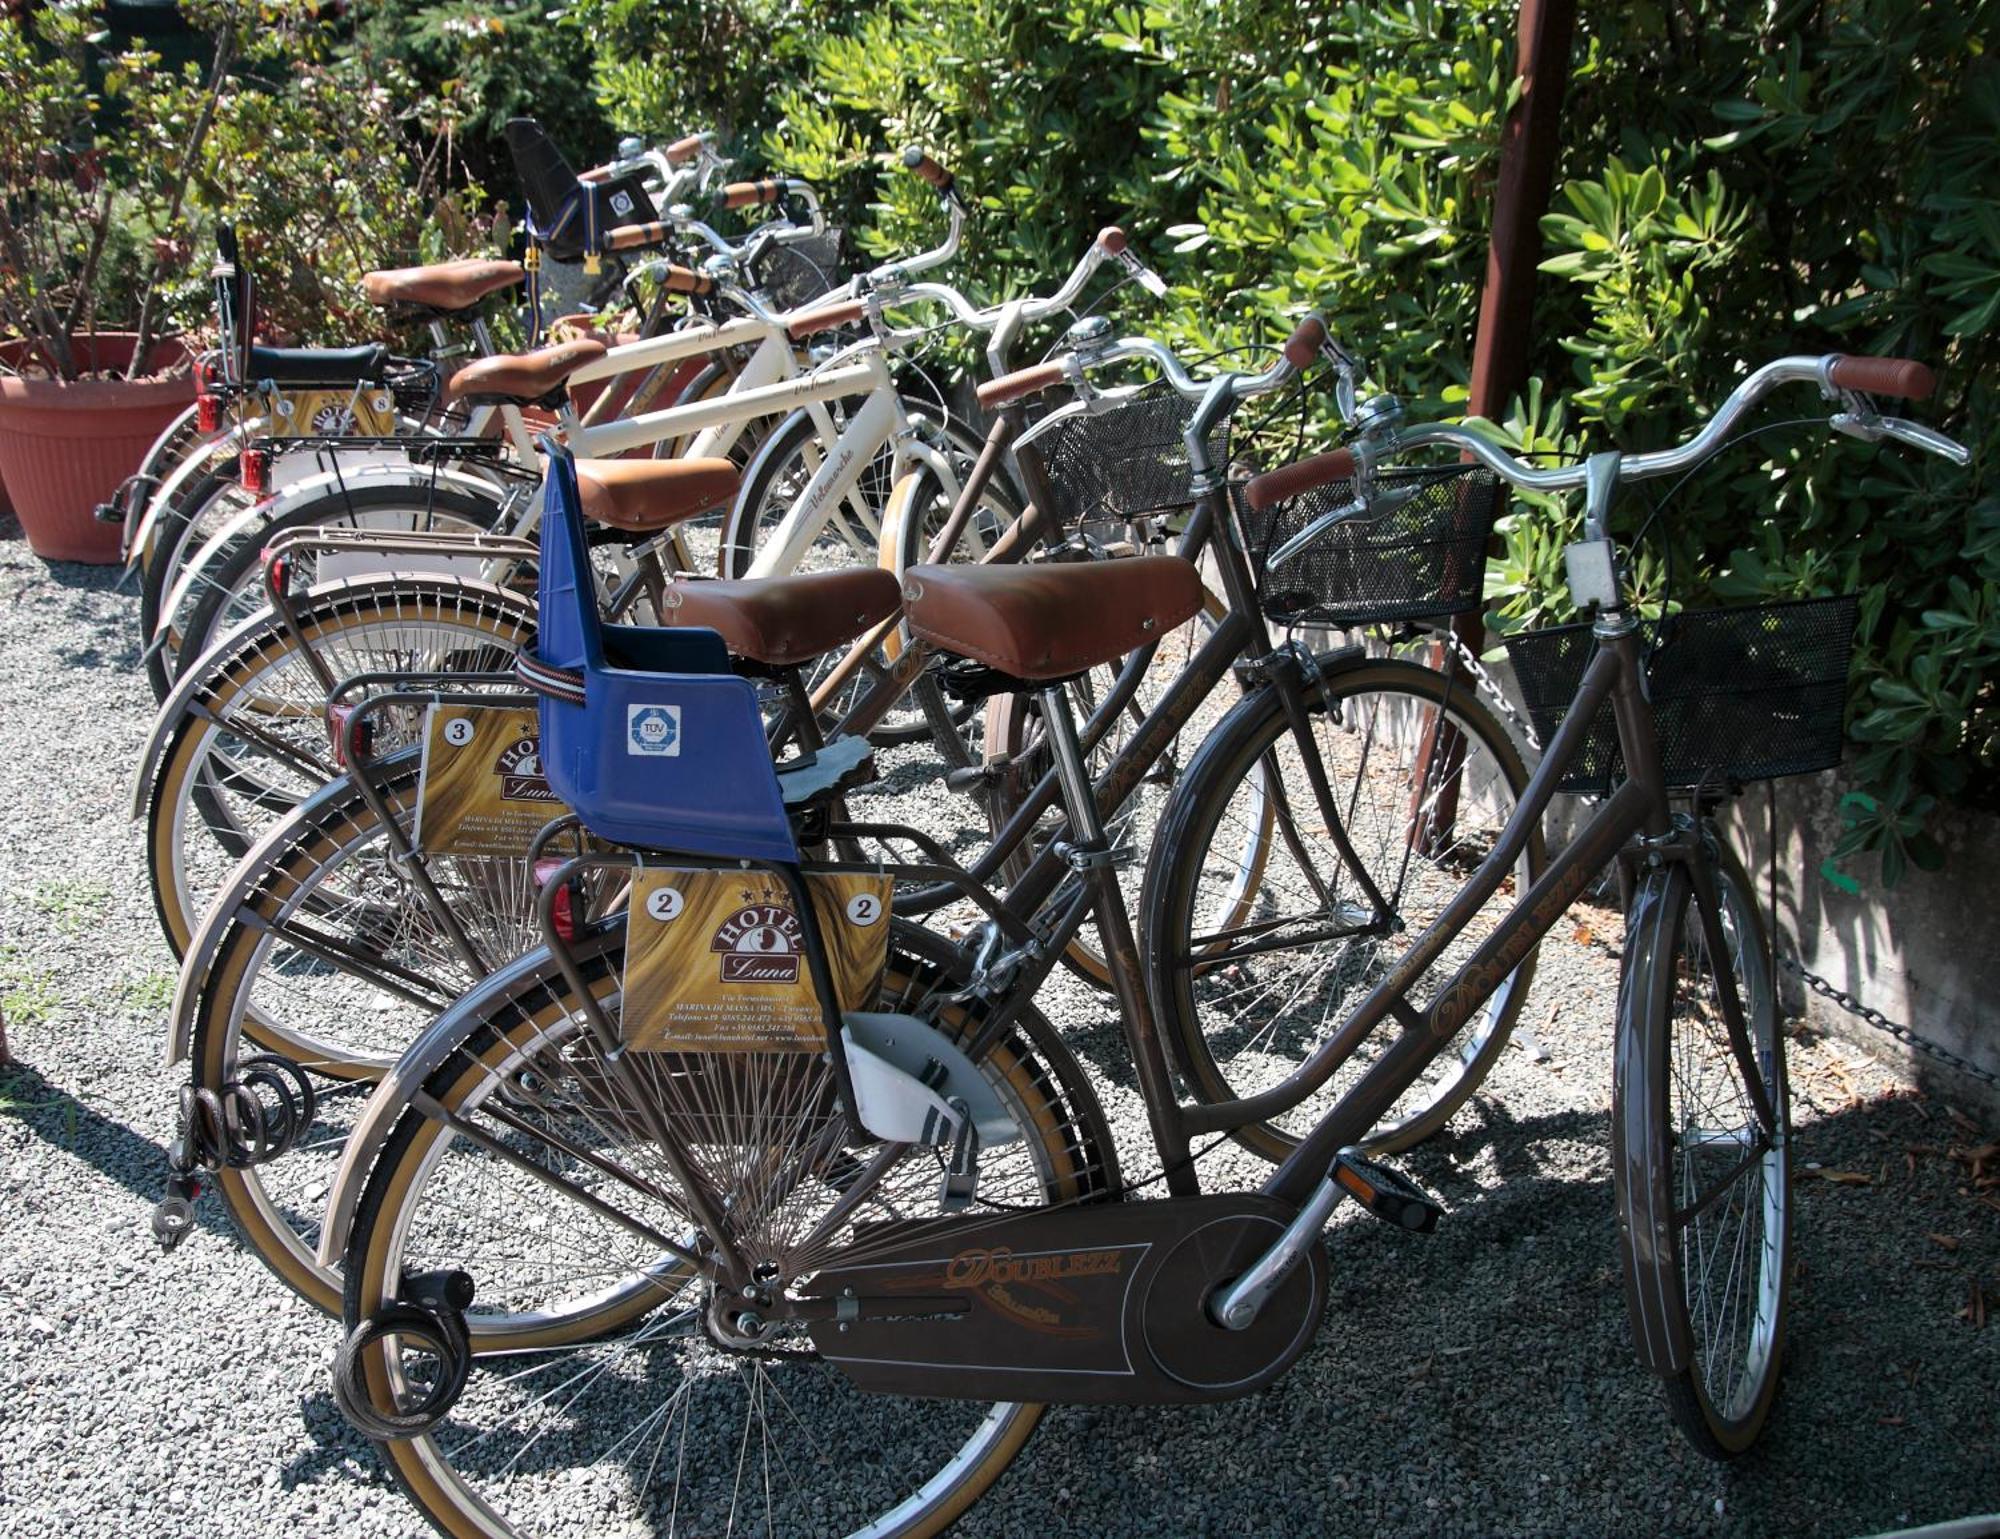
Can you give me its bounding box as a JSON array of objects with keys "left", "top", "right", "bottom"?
[
  {"left": 980, "top": 313, "right": 1328, "bottom": 411},
  {"left": 1377, "top": 353, "right": 1963, "bottom": 493},
  {"left": 901, "top": 145, "right": 956, "bottom": 196}
]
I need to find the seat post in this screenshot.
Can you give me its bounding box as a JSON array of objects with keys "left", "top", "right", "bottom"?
[{"left": 1036, "top": 685, "right": 1106, "bottom": 850}]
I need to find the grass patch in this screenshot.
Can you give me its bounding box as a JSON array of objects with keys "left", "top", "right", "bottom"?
[
  {"left": 26, "top": 878, "right": 113, "bottom": 937},
  {"left": 0, "top": 945, "right": 59, "bottom": 1027},
  {"left": 121, "top": 971, "right": 176, "bottom": 1016}
]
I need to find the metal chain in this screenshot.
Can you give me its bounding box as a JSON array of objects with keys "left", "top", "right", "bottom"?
[
  {"left": 1778, "top": 955, "right": 2000, "bottom": 1091},
  {"left": 1440, "top": 625, "right": 1542, "bottom": 753}
]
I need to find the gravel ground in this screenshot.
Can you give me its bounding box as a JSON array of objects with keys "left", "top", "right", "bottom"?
[{"left": 2, "top": 523, "right": 1997, "bottom": 1538}]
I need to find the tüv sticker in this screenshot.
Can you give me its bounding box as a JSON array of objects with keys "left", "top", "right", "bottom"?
[{"left": 627, "top": 704, "right": 682, "bottom": 757}]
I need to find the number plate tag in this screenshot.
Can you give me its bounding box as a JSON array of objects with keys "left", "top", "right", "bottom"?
[
  {"left": 622, "top": 869, "right": 893, "bottom": 1053},
  {"left": 414, "top": 705, "right": 563, "bottom": 855},
  {"left": 1563, "top": 539, "right": 1620, "bottom": 611}
]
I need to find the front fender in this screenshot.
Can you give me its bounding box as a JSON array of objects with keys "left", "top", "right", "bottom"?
[{"left": 156, "top": 458, "right": 511, "bottom": 635}]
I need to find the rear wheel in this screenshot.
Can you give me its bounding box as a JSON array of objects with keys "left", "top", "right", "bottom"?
[
  {"left": 187, "top": 757, "right": 580, "bottom": 1314},
  {"left": 171, "top": 482, "right": 505, "bottom": 678},
  {"left": 143, "top": 578, "right": 535, "bottom": 958},
  {"left": 1613, "top": 838, "right": 1788, "bottom": 1459},
  {"left": 339, "top": 925, "right": 1113, "bottom": 1535}
]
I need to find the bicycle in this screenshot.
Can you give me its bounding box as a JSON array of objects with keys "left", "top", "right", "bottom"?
[
  {"left": 159, "top": 314, "right": 1530, "bottom": 1316},
  {"left": 134, "top": 218, "right": 1159, "bottom": 961},
  {"left": 313, "top": 348, "right": 1963, "bottom": 1535}
]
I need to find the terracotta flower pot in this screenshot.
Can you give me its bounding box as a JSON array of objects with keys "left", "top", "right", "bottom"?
[{"left": 0, "top": 333, "right": 194, "bottom": 563}]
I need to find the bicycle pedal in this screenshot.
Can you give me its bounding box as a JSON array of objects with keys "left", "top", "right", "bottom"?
[{"left": 1332, "top": 1149, "right": 1443, "bottom": 1234}]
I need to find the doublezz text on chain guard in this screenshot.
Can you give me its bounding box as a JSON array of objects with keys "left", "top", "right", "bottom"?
[{"left": 804, "top": 1193, "right": 1327, "bottom": 1404}]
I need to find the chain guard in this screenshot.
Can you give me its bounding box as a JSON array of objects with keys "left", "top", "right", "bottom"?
[{"left": 805, "top": 1193, "right": 1325, "bottom": 1404}]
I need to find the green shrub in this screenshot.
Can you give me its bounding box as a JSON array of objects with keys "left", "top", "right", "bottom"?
[{"left": 757, "top": 0, "right": 1993, "bottom": 883}]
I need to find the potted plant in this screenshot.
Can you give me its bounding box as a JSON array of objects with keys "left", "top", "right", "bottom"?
[{"left": 0, "top": 2, "right": 227, "bottom": 561}]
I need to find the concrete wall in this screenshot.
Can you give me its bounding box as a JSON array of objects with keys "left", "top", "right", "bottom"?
[{"left": 1723, "top": 773, "right": 2000, "bottom": 1112}]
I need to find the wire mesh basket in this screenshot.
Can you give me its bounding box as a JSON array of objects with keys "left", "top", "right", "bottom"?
[
  {"left": 755, "top": 228, "right": 851, "bottom": 314},
  {"left": 1503, "top": 593, "right": 1860, "bottom": 793},
  {"left": 1022, "top": 386, "right": 1237, "bottom": 536},
  {"left": 1236, "top": 462, "right": 1501, "bottom": 629}
]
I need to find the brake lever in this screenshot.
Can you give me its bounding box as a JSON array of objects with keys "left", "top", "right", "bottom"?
[
  {"left": 1318, "top": 333, "right": 1362, "bottom": 422},
  {"left": 1881, "top": 415, "right": 1971, "bottom": 466},
  {"left": 1831, "top": 406, "right": 1972, "bottom": 466},
  {"left": 1115, "top": 250, "right": 1169, "bottom": 299}
]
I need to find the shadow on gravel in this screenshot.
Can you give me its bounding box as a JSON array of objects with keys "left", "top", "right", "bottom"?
[
  {"left": 282, "top": 1391, "right": 379, "bottom": 1490},
  {"left": 7, "top": 1009, "right": 1992, "bottom": 1537},
  {"left": 0, "top": 1058, "right": 231, "bottom": 1244}
]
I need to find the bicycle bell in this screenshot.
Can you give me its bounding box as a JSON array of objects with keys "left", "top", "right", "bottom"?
[{"left": 1065, "top": 314, "right": 1115, "bottom": 358}]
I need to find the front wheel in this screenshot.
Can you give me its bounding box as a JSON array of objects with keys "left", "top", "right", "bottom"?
[
  {"left": 1141, "top": 656, "right": 1541, "bottom": 1158},
  {"left": 1613, "top": 835, "right": 1788, "bottom": 1459}
]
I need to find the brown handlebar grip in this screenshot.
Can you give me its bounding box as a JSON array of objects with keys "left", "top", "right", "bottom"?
[
  {"left": 1243, "top": 448, "right": 1359, "bottom": 513},
  {"left": 606, "top": 221, "right": 672, "bottom": 252},
  {"left": 1095, "top": 226, "right": 1128, "bottom": 256},
  {"left": 1282, "top": 315, "right": 1328, "bottom": 370},
  {"left": 719, "top": 179, "right": 785, "bottom": 210},
  {"left": 659, "top": 265, "right": 716, "bottom": 297},
  {"left": 1828, "top": 354, "right": 1936, "bottom": 401},
  {"left": 787, "top": 297, "right": 867, "bottom": 341},
  {"left": 976, "top": 360, "right": 1068, "bottom": 412},
  {"left": 664, "top": 134, "right": 706, "bottom": 167},
  {"left": 578, "top": 163, "right": 611, "bottom": 184},
  {"left": 901, "top": 146, "right": 955, "bottom": 194}
]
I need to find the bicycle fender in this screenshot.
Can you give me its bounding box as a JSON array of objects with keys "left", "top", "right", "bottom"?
[
  {"left": 1611, "top": 864, "right": 1695, "bottom": 1378},
  {"left": 127, "top": 422, "right": 255, "bottom": 573},
  {"left": 156, "top": 459, "right": 507, "bottom": 633},
  {"left": 162, "top": 754, "right": 421, "bottom": 1068}
]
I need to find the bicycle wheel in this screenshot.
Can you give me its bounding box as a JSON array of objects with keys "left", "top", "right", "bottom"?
[
  {"left": 143, "top": 577, "right": 536, "bottom": 958},
  {"left": 340, "top": 923, "right": 1114, "bottom": 1535},
  {"left": 1613, "top": 835, "right": 1788, "bottom": 1459},
  {"left": 140, "top": 460, "right": 254, "bottom": 700},
  {"left": 171, "top": 481, "right": 506, "bottom": 676},
  {"left": 186, "top": 756, "right": 569, "bottom": 1315},
  {"left": 1142, "top": 655, "right": 1540, "bottom": 1157}
]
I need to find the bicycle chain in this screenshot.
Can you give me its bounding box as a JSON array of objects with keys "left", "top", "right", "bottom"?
[{"left": 1778, "top": 956, "right": 2000, "bottom": 1091}]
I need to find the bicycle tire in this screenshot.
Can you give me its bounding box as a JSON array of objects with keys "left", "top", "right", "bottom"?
[
  {"left": 1141, "top": 654, "right": 1541, "bottom": 1158},
  {"left": 144, "top": 577, "right": 536, "bottom": 958},
  {"left": 339, "top": 923, "right": 1114, "bottom": 1534},
  {"left": 1613, "top": 834, "right": 1789, "bottom": 1459},
  {"left": 139, "top": 461, "right": 250, "bottom": 700}
]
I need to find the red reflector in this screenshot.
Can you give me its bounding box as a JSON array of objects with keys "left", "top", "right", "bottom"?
[
  {"left": 197, "top": 393, "right": 220, "bottom": 434},
  {"left": 240, "top": 447, "right": 270, "bottom": 496},
  {"left": 533, "top": 857, "right": 579, "bottom": 942},
  {"left": 326, "top": 704, "right": 371, "bottom": 770}
]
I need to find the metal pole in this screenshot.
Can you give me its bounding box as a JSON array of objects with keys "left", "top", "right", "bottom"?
[{"left": 1421, "top": 0, "right": 1577, "bottom": 847}]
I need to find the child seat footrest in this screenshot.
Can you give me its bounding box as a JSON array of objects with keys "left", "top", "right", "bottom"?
[{"left": 779, "top": 735, "right": 876, "bottom": 808}]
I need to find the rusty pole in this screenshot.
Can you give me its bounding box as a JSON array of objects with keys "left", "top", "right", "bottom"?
[{"left": 1419, "top": 0, "right": 1577, "bottom": 850}]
